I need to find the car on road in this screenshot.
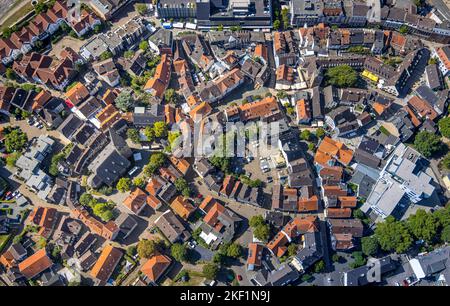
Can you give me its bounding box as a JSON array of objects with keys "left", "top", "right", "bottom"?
[
  {"left": 267, "top": 176, "right": 273, "bottom": 183},
  {"left": 237, "top": 275, "right": 242, "bottom": 281}
]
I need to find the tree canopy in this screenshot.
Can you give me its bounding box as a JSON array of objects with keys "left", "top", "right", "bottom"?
[
  {"left": 439, "top": 117, "right": 450, "bottom": 138},
  {"left": 127, "top": 128, "right": 141, "bottom": 143},
  {"left": 406, "top": 209, "right": 439, "bottom": 244},
  {"left": 116, "top": 177, "right": 132, "bottom": 193},
  {"left": 202, "top": 263, "right": 219, "bottom": 280},
  {"left": 361, "top": 236, "right": 379, "bottom": 257},
  {"left": 137, "top": 239, "right": 157, "bottom": 259},
  {"left": 4, "top": 128, "right": 28, "bottom": 153},
  {"left": 144, "top": 152, "right": 166, "bottom": 176},
  {"left": 325, "top": 65, "right": 358, "bottom": 88},
  {"left": 414, "top": 131, "right": 443, "bottom": 158},
  {"left": 375, "top": 216, "right": 413, "bottom": 253},
  {"left": 171, "top": 243, "right": 188, "bottom": 262},
  {"left": 115, "top": 89, "right": 134, "bottom": 112},
  {"left": 174, "top": 178, "right": 191, "bottom": 197},
  {"left": 249, "top": 215, "right": 270, "bottom": 241}
]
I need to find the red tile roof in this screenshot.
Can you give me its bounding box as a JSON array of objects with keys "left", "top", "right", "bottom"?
[{"left": 18, "top": 249, "right": 53, "bottom": 279}]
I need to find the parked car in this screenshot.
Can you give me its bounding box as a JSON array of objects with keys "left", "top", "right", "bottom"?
[
  {"left": 188, "top": 241, "right": 196, "bottom": 249},
  {"left": 4, "top": 191, "right": 13, "bottom": 200},
  {"left": 128, "top": 166, "right": 140, "bottom": 176}
]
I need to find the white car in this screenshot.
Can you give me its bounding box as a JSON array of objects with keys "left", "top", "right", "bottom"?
[{"left": 128, "top": 166, "right": 140, "bottom": 176}]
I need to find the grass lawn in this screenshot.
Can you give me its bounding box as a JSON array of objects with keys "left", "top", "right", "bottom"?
[
  {"left": 0, "top": 1, "right": 35, "bottom": 33},
  {"left": 379, "top": 125, "right": 391, "bottom": 136},
  {"left": 169, "top": 269, "right": 206, "bottom": 286},
  {"left": 0, "top": 234, "right": 12, "bottom": 252}
]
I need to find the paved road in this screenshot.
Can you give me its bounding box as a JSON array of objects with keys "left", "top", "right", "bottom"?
[
  {"left": 431, "top": 0, "right": 450, "bottom": 21},
  {"left": 0, "top": 0, "right": 30, "bottom": 26}
]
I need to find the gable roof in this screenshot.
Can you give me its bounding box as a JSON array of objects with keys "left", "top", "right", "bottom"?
[
  {"left": 123, "top": 188, "right": 147, "bottom": 214},
  {"left": 170, "top": 196, "right": 195, "bottom": 220},
  {"left": 90, "top": 245, "right": 123, "bottom": 283},
  {"left": 141, "top": 253, "right": 172, "bottom": 282},
  {"left": 18, "top": 249, "right": 53, "bottom": 279},
  {"left": 315, "top": 136, "right": 354, "bottom": 166}
]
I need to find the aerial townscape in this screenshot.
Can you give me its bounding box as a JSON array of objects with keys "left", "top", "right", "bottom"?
[{"left": 1, "top": 0, "right": 450, "bottom": 289}]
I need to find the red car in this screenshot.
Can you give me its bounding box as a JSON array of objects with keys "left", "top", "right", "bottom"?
[
  {"left": 197, "top": 194, "right": 203, "bottom": 199},
  {"left": 237, "top": 275, "right": 242, "bottom": 281}
]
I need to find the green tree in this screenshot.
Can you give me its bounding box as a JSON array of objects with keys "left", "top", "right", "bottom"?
[
  {"left": 375, "top": 216, "right": 413, "bottom": 253},
  {"left": 399, "top": 25, "right": 408, "bottom": 34},
  {"left": 332, "top": 254, "right": 341, "bottom": 262},
  {"left": 361, "top": 236, "right": 379, "bottom": 257},
  {"left": 253, "top": 223, "right": 270, "bottom": 241},
  {"left": 315, "top": 127, "right": 326, "bottom": 139},
  {"left": 37, "top": 237, "right": 47, "bottom": 249},
  {"left": 93, "top": 23, "right": 103, "bottom": 34},
  {"left": 300, "top": 130, "right": 312, "bottom": 141},
  {"left": 49, "top": 153, "right": 64, "bottom": 176},
  {"left": 139, "top": 40, "right": 149, "bottom": 51},
  {"left": 217, "top": 24, "right": 224, "bottom": 31},
  {"left": 116, "top": 177, "right": 132, "bottom": 193},
  {"left": 353, "top": 208, "right": 365, "bottom": 220},
  {"left": 34, "top": 1, "right": 49, "bottom": 14},
  {"left": 168, "top": 131, "right": 182, "bottom": 151},
  {"left": 249, "top": 215, "right": 270, "bottom": 241},
  {"left": 433, "top": 205, "right": 450, "bottom": 228},
  {"left": 171, "top": 243, "right": 188, "bottom": 262},
  {"left": 5, "top": 68, "right": 16, "bottom": 80},
  {"left": 226, "top": 243, "right": 243, "bottom": 258},
  {"left": 144, "top": 126, "right": 155, "bottom": 142},
  {"left": 273, "top": 20, "right": 280, "bottom": 30},
  {"left": 79, "top": 193, "right": 94, "bottom": 207},
  {"left": 93, "top": 203, "right": 114, "bottom": 222},
  {"left": 441, "top": 225, "right": 450, "bottom": 242},
  {"left": 350, "top": 251, "right": 367, "bottom": 269},
  {"left": 406, "top": 209, "right": 438, "bottom": 243},
  {"left": 249, "top": 215, "right": 265, "bottom": 228},
  {"left": 4, "top": 129, "right": 28, "bottom": 153},
  {"left": 428, "top": 57, "right": 438, "bottom": 65},
  {"left": 442, "top": 153, "right": 450, "bottom": 170},
  {"left": 144, "top": 152, "right": 166, "bottom": 176},
  {"left": 287, "top": 244, "right": 298, "bottom": 257},
  {"left": 135, "top": 3, "right": 147, "bottom": 15},
  {"left": 127, "top": 128, "right": 141, "bottom": 143},
  {"left": 174, "top": 178, "right": 191, "bottom": 197},
  {"left": 325, "top": 65, "right": 358, "bottom": 87},
  {"left": 126, "top": 245, "right": 137, "bottom": 256},
  {"left": 209, "top": 156, "right": 231, "bottom": 173},
  {"left": 202, "top": 263, "right": 219, "bottom": 280},
  {"left": 133, "top": 177, "right": 145, "bottom": 189},
  {"left": 276, "top": 90, "right": 287, "bottom": 99},
  {"left": 414, "top": 131, "right": 443, "bottom": 158},
  {"left": 137, "top": 239, "right": 157, "bottom": 259},
  {"left": 124, "top": 50, "right": 134, "bottom": 59},
  {"left": 6, "top": 152, "right": 21, "bottom": 167},
  {"left": 153, "top": 121, "right": 168, "bottom": 138},
  {"left": 439, "top": 117, "right": 450, "bottom": 138},
  {"left": 213, "top": 252, "right": 224, "bottom": 264},
  {"left": 100, "top": 51, "right": 113, "bottom": 60},
  {"left": 314, "top": 260, "right": 326, "bottom": 273},
  {"left": 164, "top": 88, "right": 179, "bottom": 104},
  {"left": 115, "top": 89, "right": 134, "bottom": 112}
]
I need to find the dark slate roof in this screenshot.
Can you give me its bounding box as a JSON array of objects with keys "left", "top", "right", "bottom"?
[
  {"left": 57, "top": 114, "right": 83, "bottom": 140},
  {"left": 294, "top": 231, "right": 324, "bottom": 271}
]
